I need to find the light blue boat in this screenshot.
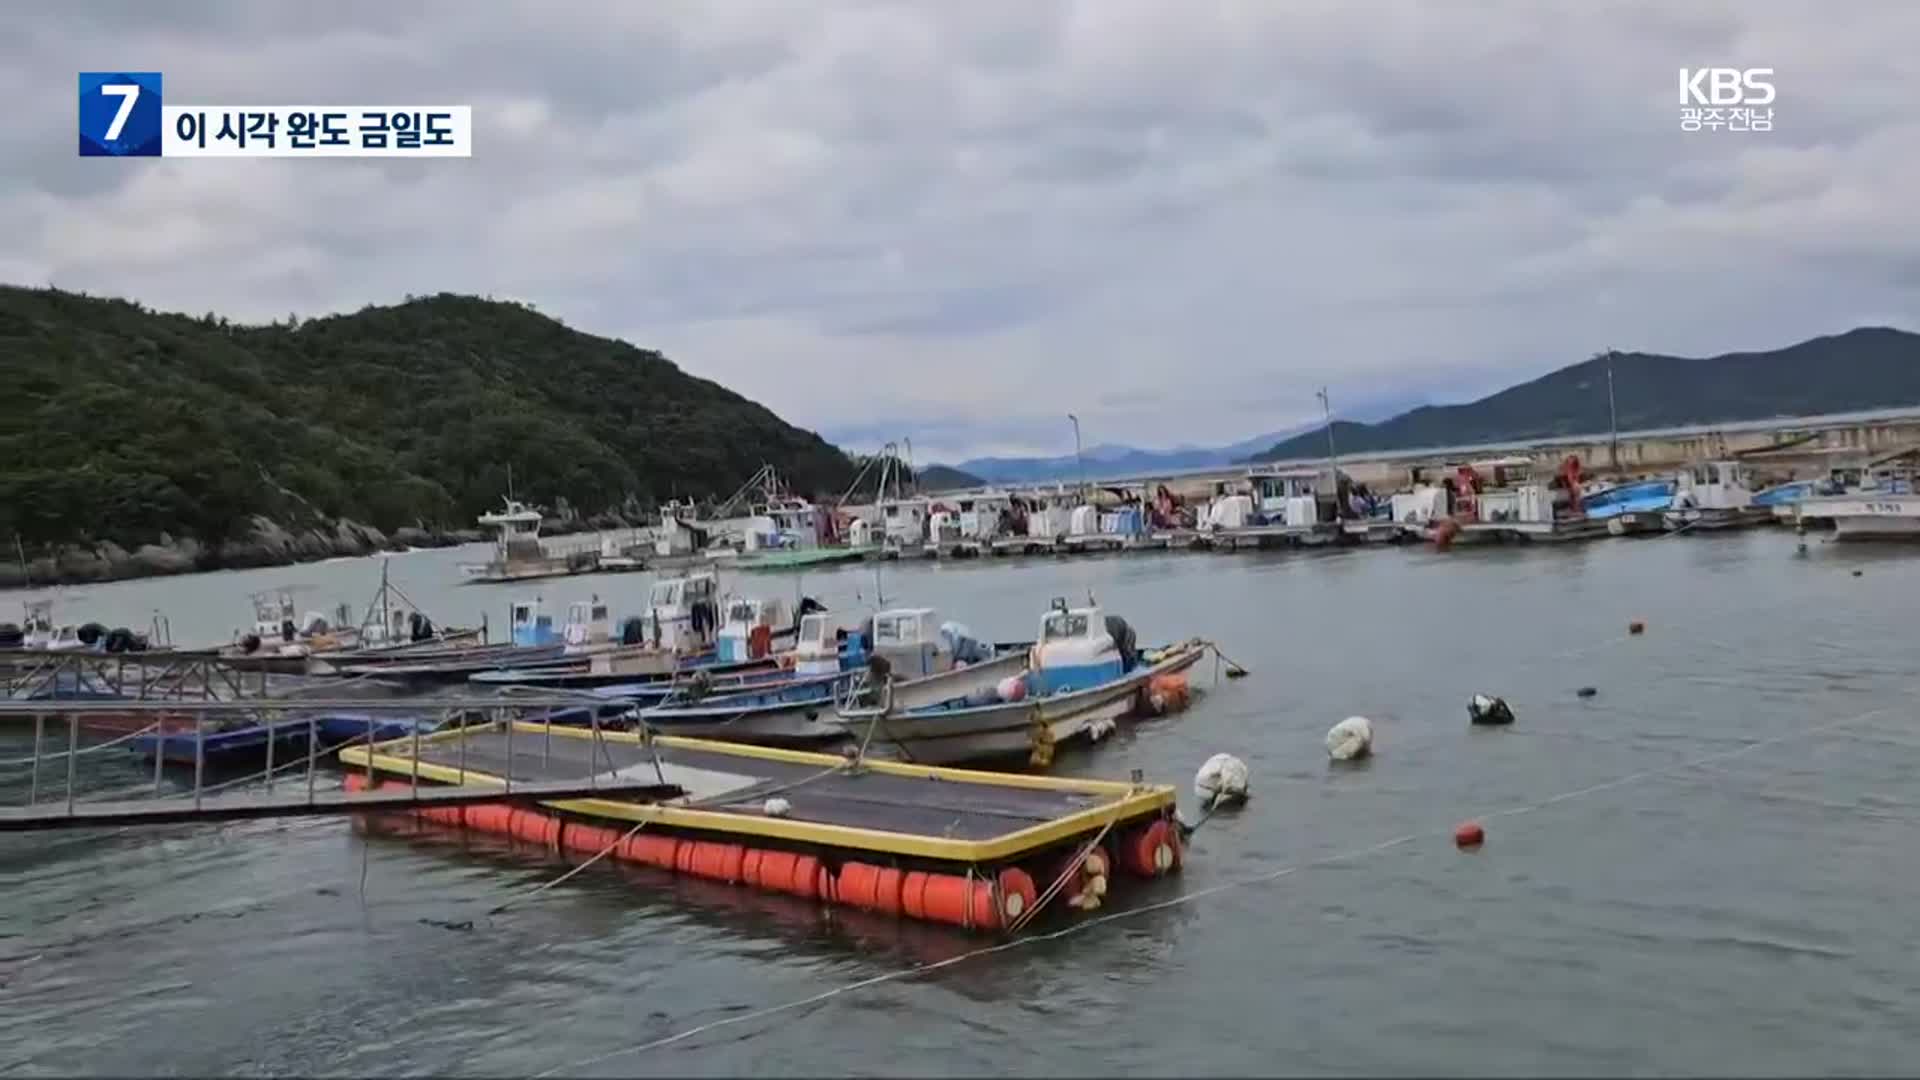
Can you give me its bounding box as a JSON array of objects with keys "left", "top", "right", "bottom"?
[{"left": 1581, "top": 479, "right": 1677, "bottom": 520}]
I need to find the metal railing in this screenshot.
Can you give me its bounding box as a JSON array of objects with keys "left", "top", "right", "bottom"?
[{"left": 0, "top": 695, "right": 666, "bottom": 830}]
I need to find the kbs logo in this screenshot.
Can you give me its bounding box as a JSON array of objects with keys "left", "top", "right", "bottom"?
[{"left": 1678, "top": 68, "right": 1775, "bottom": 133}]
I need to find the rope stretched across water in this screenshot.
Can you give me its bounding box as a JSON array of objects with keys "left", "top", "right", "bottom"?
[{"left": 532, "top": 696, "right": 1902, "bottom": 1074}]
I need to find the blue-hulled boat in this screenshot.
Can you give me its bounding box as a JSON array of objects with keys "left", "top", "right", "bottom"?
[
  {"left": 632, "top": 669, "right": 857, "bottom": 743},
  {"left": 1581, "top": 479, "right": 1677, "bottom": 520}
]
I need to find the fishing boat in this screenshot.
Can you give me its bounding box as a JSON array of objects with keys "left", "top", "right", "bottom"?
[
  {"left": 630, "top": 608, "right": 1026, "bottom": 745},
  {"left": 1581, "top": 476, "right": 1677, "bottom": 536},
  {"left": 614, "top": 606, "right": 876, "bottom": 742},
  {"left": 1662, "top": 460, "right": 1770, "bottom": 532},
  {"left": 458, "top": 498, "right": 649, "bottom": 584},
  {"left": 1752, "top": 478, "right": 1829, "bottom": 521},
  {"left": 219, "top": 568, "right": 482, "bottom": 675},
  {"left": 834, "top": 599, "right": 1206, "bottom": 767},
  {"left": 1, "top": 597, "right": 164, "bottom": 655},
  {"left": 1792, "top": 447, "right": 1920, "bottom": 539}
]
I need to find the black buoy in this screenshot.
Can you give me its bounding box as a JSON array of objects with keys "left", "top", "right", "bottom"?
[
  {"left": 1852, "top": 569, "right": 1864, "bottom": 577},
  {"left": 1576, "top": 686, "right": 1598, "bottom": 698},
  {"left": 1468, "top": 694, "right": 1516, "bottom": 726}
]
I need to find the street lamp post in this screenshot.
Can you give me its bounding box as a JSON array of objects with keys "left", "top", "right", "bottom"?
[
  {"left": 1067, "top": 413, "right": 1085, "bottom": 502},
  {"left": 1316, "top": 387, "right": 1339, "bottom": 470},
  {"left": 1600, "top": 349, "right": 1620, "bottom": 472}
]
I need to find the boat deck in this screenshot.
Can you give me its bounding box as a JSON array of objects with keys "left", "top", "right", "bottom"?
[{"left": 340, "top": 722, "right": 1173, "bottom": 863}]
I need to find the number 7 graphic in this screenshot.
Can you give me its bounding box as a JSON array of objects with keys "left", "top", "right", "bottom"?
[
  {"left": 78, "top": 71, "right": 162, "bottom": 156},
  {"left": 101, "top": 83, "right": 140, "bottom": 141}
]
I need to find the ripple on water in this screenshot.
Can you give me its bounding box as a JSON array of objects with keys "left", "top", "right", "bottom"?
[{"left": 7, "top": 531, "right": 1920, "bottom": 1075}]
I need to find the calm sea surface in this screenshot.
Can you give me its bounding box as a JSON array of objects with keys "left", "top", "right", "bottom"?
[{"left": 4, "top": 532, "right": 1920, "bottom": 1077}]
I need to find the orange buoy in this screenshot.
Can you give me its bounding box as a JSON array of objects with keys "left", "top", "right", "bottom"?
[
  {"left": 1628, "top": 620, "right": 1646, "bottom": 635},
  {"left": 993, "top": 867, "right": 1038, "bottom": 928},
  {"left": 1454, "top": 821, "right": 1485, "bottom": 850},
  {"left": 1119, "top": 819, "right": 1180, "bottom": 879}
]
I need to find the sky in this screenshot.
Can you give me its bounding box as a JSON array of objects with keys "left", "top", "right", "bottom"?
[{"left": 7, "top": 1, "right": 1918, "bottom": 465}]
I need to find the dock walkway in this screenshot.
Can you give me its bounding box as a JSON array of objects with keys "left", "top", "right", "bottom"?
[{"left": 345, "top": 722, "right": 1174, "bottom": 863}]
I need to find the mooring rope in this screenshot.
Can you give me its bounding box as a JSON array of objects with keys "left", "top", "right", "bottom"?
[
  {"left": 531, "top": 695, "right": 1903, "bottom": 1073},
  {"left": 0, "top": 721, "right": 163, "bottom": 767}
]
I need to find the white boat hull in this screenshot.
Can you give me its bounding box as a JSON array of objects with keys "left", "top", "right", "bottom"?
[{"left": 1798, "top": 495, "right": 1920, "bottom": 540}]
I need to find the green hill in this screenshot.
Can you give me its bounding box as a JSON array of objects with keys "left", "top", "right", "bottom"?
[
  {"left": 0, "top": 287, "right": 858, "bottom": 568},
  {"left": 1249, "top": 328, "right": 1920, "bottom": 462},
  {"left": 913, "top": 464, "right": 984, "bottom": 492}
]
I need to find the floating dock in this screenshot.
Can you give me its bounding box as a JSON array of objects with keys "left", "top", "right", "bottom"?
[{"left": 340, "top": 721, "right": 1185, "bottom": 931}]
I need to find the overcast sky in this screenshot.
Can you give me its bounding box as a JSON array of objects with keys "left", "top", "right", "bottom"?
[{"left": 8, "top": 1, "right": 1917, "bottom": 463}]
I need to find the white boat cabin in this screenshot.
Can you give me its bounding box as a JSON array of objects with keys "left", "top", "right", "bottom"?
[
  {"left": 791, "top": 612, "right": 846, "bottom": 677},
  {"left": 562, "top": 595, "right": 613, "bottom": 651},
  {"left": 927, "top": 505, "right": 961, "bottom": 544},
  {"left": 1029, "top": 599, "right": 1126, "bottom": 697},
  {"left": 510, "top": 597, "right": 558, "bottom": 648},
  {"left": 477, "top": 499, "right": 545, "bottom": 561},
  {"left": 881, "top": 498, "right": 930, "bottom": 546},
  {"left": 956, "top": 493, "right": 1014, "bottom": 541},
  {"left": 1201, "top": 493, "right": 1256, "bottom": 532},
  {"left": 646, "top": 571, "right": 721, "bottom": 651},
  {"left": 653, "top": 500, "right": 709, "bottom": 557},
  {"left": 1025, "top": 491, "right": 1079, "bottom": 539},
  {"left": 1673, "top": 461, "right": 1757, "bottom": 511},
  {"left": 870, "top": 607, "right": 952, "bottom": 678},
  {"left": 1247, "top": 465, "right": 1329, "bottom": 526},
  {"left": 20, "top": 600, "right": 86, "bottom": 651},
  {"left": 715, "top": 596, "right": 790, "bottom": 664}
]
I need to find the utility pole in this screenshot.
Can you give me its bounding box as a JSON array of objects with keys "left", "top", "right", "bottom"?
[
  {"left": 1602, "top": 349, "right": 1620, "bottom": 472},
  {"left": 1067, "top": 413, "right": 1085, "bottom": 502}
]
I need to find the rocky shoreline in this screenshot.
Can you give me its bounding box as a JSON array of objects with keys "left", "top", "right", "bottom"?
[{"left": 0, "top": 513, "right": 635, "bottom": 590}]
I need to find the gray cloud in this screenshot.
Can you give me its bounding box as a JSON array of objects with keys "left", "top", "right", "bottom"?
[{"left": 6, "top": 0, "right": 1916, "bottom": 463}]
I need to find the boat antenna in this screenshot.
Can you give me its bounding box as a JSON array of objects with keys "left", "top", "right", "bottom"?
[{"left": 507, "top": 462, "right": 515, "bottom": 501}]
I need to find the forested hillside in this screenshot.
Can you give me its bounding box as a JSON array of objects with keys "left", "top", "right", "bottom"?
[{"left": 0, "top": 287, "right": 857, "bottom": 565}]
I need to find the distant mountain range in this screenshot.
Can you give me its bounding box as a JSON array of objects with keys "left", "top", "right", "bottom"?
[
  {"left": 1247, "top": 327, "right": 1920, "bottom": 462},
  {"left": 936, "top": 392, "right": 1429, "bottom": 485},
  {"left": 922, "top": 327, "right": 1920, "bottom": 485}
]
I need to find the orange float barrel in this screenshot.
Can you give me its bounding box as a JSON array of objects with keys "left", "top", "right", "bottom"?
[
  {"left": 835, "top": 861, "right": 906, "bottom": 916},
  {"left": 742, "top": 849, "right": 826, "bottom": 900},
  {"left": 616, "top": 832, "right": 680, "bottom": 871},
  {"left": 508, "top": 808, "right": 560, "bottom": 848},
  {"left": 463, "top": 803, "right": 513, "bottom": 833},
  {"left": 561, "top": 822, "right": 624, "bottom": 856},
  {"left": 675, "top": 840, "right": 747, "bottom": 884}
]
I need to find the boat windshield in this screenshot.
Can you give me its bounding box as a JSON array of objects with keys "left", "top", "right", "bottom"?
[
  {"left": 650, "top": 582, "right": 679, "bottom": 608},
  {"left": 799, "top": 615, "right": 825, "bottom": 645},
  {"left": 728, "top": 601, "right": 756, "bottom": 623},
  {"left": 1043, "top": 613, "right": 1089, "bottom": 641}
]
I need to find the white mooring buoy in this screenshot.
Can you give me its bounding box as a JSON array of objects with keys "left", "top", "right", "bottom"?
[
  {"left": 1193, "top": 752, "right": 1250, "bottom": 808},
  {"left": 1325, "top": 716, "right": 1374, "bottom": 761}
]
